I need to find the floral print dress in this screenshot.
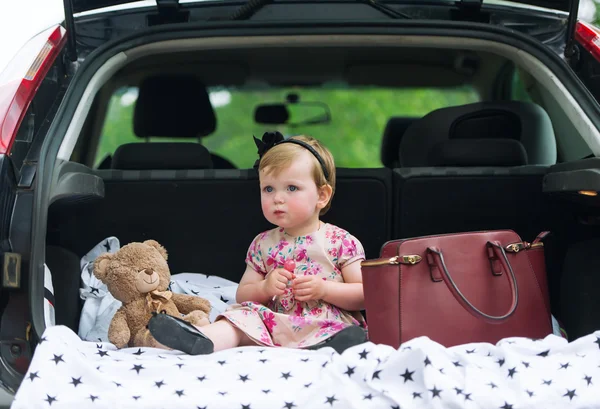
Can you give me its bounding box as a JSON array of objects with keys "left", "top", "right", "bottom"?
[{"left": 217, "top": 223, "right": 367, "bottom": 348}]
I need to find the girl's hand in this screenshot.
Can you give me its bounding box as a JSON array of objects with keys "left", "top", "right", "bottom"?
[
  {"left": 263, "top": 268, "right": 295, "bottom": 298},
  {"left": 292, "top": 275, "right": 328, "bottom": 302}
]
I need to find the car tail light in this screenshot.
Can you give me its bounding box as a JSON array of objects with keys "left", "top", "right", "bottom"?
[
  {"left": 0, "top": 25, "right": 67, "bottom": 155},
  {"left": 575, "top": 21, "right": 600, "bottom": 63}
]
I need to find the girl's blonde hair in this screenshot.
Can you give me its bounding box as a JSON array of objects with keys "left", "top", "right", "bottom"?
[{"left": 258, "top": 135, "right": 336, "bottom": 215}]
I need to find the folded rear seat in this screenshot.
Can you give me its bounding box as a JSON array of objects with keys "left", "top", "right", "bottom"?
[{"left": 393, "top": 101, "right": 557, "bottom": 241}]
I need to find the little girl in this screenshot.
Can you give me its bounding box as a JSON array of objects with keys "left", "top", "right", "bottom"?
[{"left": 147, "top": 133, "right": 368, "bottom": 354}]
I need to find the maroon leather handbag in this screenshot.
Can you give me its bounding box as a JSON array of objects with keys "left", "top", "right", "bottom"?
[{"left": 361, "top": 230, "right": 552, "bottom": 348}]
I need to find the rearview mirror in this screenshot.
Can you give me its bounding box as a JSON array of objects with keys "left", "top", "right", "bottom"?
[{"left": 254, "top": 100, "right": 331, "bottom": 127}]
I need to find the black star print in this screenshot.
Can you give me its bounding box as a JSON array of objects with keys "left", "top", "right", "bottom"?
[
  {"left": 220, "top": 296, "right": 229, "bottom": 303},
  {"left": 429, "top": 386, "right": 442, "bottom": 398},
  {"left": 132, "top": 396, "right": 141, "bottom": 401},
  {"left": 595, "top": 337, "right": 600, "bottom": 349},
  {"left": 402, "top": 346, "right": 412, "bottom": 351},
  {"left": 466, "top": 349, "right": 476, "bottom": 354},
  {"left": 564, "top": 389, "right": 577, "bottom": 401},
  {"left": 454, "top": 387, "right": 463, "bottom": 395},
  {"left": 508, "top": 367, "right": 518, "bottom": 378},
  {"left": 133, "top": 348, "right": 144, "bottom": 356},
  {"left": 96, "top": 366, "right": 101, "bottom": 371},
  {"left": 344, "top": 366, "right": 355, "bottom": 377},
  {"left": 155, "top": 380, "right": 166, "bottom": 388},
  {"left": 284, "top": 402, "right": 296, "bottom": 409},
  {"left": 500, "top": 402, "right": 513, "bottom": 409},
  {"left": 197, "top": 376, "right": 207, "bottom": 382},
  {"left": 262, "top": 390, "right": 271, "bottom": 394},
  {"left": 131, "top": 364, "right": 144, "bottom": 374},
  {"left": 358, "top": 349, "right": 369, "bottom": 359},
  {"left": 113, "top": 382, "right": 122, "bottom": 387},
  {"left": 522, "top": 361, "right": 530, "bottom": 368},
  {"left": 424, "top": 356, "right": 432, "bottom": 366},
  {"left": 241, "top": 405, "right": 251, "bottom": 409},
  {"left": 488, "top": 382, "right": 498, "bottom": 389},
  {"left": 453, "top": 361, "right": 462, "bottom": 367},
  {"left": 412, "top": 392, "right": 422, "bottom": 399},
  {"left": 304, "top": 383, "right": 312, "bottom": 388},
  {"left": 45, "top": 395, "right": 57, "bottom": 406},
  {"left": 258, "top": 349, "right": 266, "bottom": 353},
  {"left": 537, "top": 349, "right": 550, "bottom": 357},
  {"left": 104, "top": 241, "right": 111, "bottom": 251},
  {"left": 322, "top": 361, "right": 329, "bottom": 368},
  {"left": 191, "top": 290, "right": 199, "bottom": 295},
  {"left": 96, "top": 344, "right": 102, "bottom": 349},
  {"left": 90, "top": 287, "right": 99, "bottom": 295},
  {"left": 158, "top": 355, "right": 166, "bottom": 359},
  {"left": 89, "top": 395, "right": 99, "bottom": 402},
  {"left": 464, "top": 393, "right": 472, "bottom": 401},
  {"left": 39, "top": 336, "right": 47, "bottom": 344},
  {"left": 439, "top": 368, "right": 445, "bottom": 374},
  {"left": 259, "top": 358, "right": 268, "bottom": 364},
  {"left": 584, "top": 375, "right": 593, "bottom": 386},
  {"left": 51, "top": 354, "right": 64, "bottom": 365},
  {"left": 96, "top": 350, "right": 109, "bottom": 357},
  {"left": 175, "top": 363, "right": 184, "bottom": 369},
  {"left": 526, "top": 390, "right": 534, "bottom": 397},
  {"left": 372, "top": 370, "right": 382, "bottom": 380},
  {"left": 363, "top": 394, "right": 373, "bottom": 400},
  {"left": 28, "top": 371, "right": 39, "bottom": 381},
  {"left": 218, "top": 360, "right": 226, "bottom": 366},
  {"left": 301, "top": 358, "right": 309, "bottom": 362},
  {"left": 325, "top": 396, "right": 337, "bottom": 406},
  {"left": 239, "top": 374, "right": 250, "bottom": 383},
  {"left": 175, "top": 390, "right": 185, "bottom": 397},
  {"left": 400, "top": 368, "right": 415, "bottom": 383},
  {"left": 559, "top": 362, "right": 570, "bottom": 370},
  {"left": 218, "top": 391, "right": 227, "bottom": 396},
  {"left": 281, "top": 372, "right": 292, "bottom": 380},
  {"left": 391, "top": 406, "right": 400, "bottom": 409},
  {"left": 542, "top": 379, "right": 552, "bottom": 385},
  {"left": 497, "top": 358, "right": 505, "bottom": 367},
  {"left": 70, "top": 377, "right": 83, "bottom": 387}
]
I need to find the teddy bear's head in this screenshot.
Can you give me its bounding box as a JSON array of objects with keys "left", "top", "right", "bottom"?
[{"left": 93, "top": 240, "right": 171, "bottom": 304}]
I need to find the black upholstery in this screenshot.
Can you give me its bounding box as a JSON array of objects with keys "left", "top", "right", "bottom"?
[
  {"left": 393, "top": 166, "right": 552, "bottom": 241},
  {"left": 134, "top": 75, "right": 216, "bottom": 138},
  {"left": 112, "top": 142, "right": 213, "bottom": 170},
  {"left": 130, "top": 74, "right": 236, "bottom": 169},
  {"left": 49, "top": 168, "right": 392, "bottom": 283},
  {"left": 380, "top": 117, "right": 418, "bottom": 168},
  {"left": 400, "top": 101, "right": 556, "bottom": 167},
  {"left": 427, "top": 139, "right": 528, "bottom": 167}
]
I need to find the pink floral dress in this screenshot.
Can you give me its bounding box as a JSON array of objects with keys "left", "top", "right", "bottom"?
[{"left": 217, "top": 223, "right": 367, "bottom": 348}]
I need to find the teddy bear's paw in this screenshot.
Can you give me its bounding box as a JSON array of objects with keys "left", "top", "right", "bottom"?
[{"left": 183, "top": 311, "right": 210, "bottom": 327}]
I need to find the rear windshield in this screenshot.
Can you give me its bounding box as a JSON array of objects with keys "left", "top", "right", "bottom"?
[{"left": 96, "top": 86, "right": 480, "bottom": 168}]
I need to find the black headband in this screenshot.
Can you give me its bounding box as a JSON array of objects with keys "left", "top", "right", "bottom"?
[{"left": 253, "top": 132, "right": 330, "bottom": 181}]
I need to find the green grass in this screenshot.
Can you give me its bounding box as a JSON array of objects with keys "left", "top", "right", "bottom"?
[{"left": 98, "top": 86, "right": 480, "bottom": 168}]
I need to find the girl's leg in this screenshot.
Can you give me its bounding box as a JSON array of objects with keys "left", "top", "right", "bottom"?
[{"left": 197, "top": 319, "right": 257, "bottom": 351}]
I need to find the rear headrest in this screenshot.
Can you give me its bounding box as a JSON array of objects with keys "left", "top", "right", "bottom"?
[
  {"left": 399, "top": 101, "right": 556, "bottom": 167},
  {"left": 112, "top": 143, "right": 213, "bottom": 170},
  {"left": 133, "top": 75, "right": 216, "bottom": 138},
  {"left": 381, "top": 117, "right": 418, "bottom": 168},
  {"left": 428, "top": 139, "right": 528, "bottom": 167}
]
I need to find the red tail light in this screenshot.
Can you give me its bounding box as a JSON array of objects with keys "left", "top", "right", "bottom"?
[
  {"left": 0, "top": 25, "right": 67, "bottom": 155},
  {"left": 575, "top": 21, "right": 600, "bottom": 63}
]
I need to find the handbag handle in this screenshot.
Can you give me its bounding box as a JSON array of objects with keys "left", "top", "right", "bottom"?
[{"left": 426, "top": 241, "right": 519, "bottom": 324}]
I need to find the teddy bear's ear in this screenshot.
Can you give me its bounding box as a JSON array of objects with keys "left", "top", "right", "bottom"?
[
  {"left": 143, "top": 240, "right": 168, "bottom": 261},
  {"left": 93, "top": 253, "right": 113, "bottom": 283}
]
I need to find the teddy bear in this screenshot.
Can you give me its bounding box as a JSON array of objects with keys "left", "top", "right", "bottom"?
[{"left": 93, "top": 239, "right": 211, "bottom": 349}]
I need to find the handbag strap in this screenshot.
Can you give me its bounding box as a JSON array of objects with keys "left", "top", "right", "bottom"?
[{"left": 426, "top": 241, "right": 519, "bottom": 324}]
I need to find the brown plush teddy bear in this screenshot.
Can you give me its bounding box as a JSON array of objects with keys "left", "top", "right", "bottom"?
[{"left": 93, "top": 240, "right": 211, "bottom": 349}]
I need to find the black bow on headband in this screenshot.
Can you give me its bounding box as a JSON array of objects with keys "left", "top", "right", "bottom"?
[{"left": 253, "top": 131, "right": 285, "bottom": 168}]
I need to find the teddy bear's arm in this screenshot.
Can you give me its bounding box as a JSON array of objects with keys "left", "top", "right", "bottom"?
[
  {"left": 108, "top": 308, "right": 131, "bottom": 348},
  {"left": 171, "top": 293, "right": 211, "bottom": 315}
]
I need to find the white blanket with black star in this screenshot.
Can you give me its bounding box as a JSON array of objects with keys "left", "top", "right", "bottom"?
[{"left": 11, "top": 325, "right": 600, "bottom": 409}]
